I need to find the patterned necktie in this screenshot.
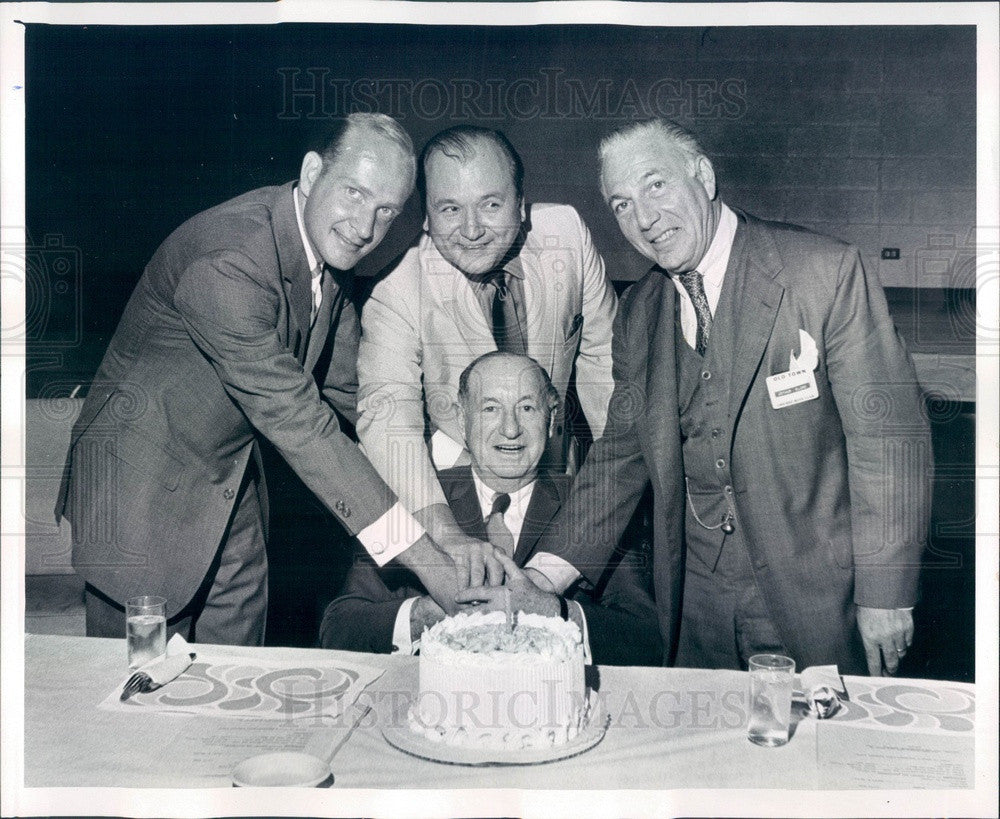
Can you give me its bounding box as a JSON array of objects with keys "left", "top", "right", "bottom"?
[
  {"left": 676, "top": 270, "right": 711, "bottom": 356},
  {"left": 310, "top": 265, "right": 324, "bottom": 327},
  {"left": 489, "top": 271, "right": 528, "bottom": 356},
  {"left": 485, "top": 492, "right": 515, "bottom": 557}
]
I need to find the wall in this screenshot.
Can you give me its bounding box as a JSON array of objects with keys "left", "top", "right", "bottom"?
[{"left": 24, "top": 24, "right": 976, "bottom": 391}]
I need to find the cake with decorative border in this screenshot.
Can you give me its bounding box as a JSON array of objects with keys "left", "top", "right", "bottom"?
[{"left": 408, "top": 610, "right": 590, "bottom": 749}]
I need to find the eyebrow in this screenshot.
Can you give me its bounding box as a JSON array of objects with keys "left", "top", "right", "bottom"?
[
  {"left": 481, "top": 393, "right": 539, "bottom": 404},
  {"left": 607, "top": 169, "right": 660, "bottom": 204},
  {"left": 431, "top": 190, "right": 508, "bottom": 207}
]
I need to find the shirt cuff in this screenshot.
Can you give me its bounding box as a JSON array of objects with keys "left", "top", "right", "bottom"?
[
  {"left": 525, "top": 552, "right": 581, "bottom": 594},
  {"left": 392, "top": 597, "right": 421, "bottom": 655},
  {"left": 356, "top": 502, "right": 426, "bottom": 567},
  {"left": 571, "top": 600, "right": 592, "bottom": 665}
]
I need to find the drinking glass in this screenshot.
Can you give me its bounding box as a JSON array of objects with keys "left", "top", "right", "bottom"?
[
  {"left": 126, "top": 595, "right": 167, "bottom": 669},
  {"left": 747, "top": 653, "right": 795, "bottom": 747}
]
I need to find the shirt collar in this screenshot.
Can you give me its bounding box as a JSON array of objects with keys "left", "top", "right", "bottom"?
[
  {"left": 293, "top": 186, "right": 321, "bottom": 276},
  {"left": 693, "top": 202, "right": 737, "bottom": 291},
  {"left": 471, "top": 469, "right": 535, "bottom": 518}
]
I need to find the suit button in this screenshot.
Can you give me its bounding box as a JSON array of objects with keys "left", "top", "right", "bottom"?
[
  {"left": 334, "top": 500, "right": 351, "bottom": 518},
  {"left": 223, "top": 488, "right": 235, "bottom": 500},
  {"left": 715, "top": 458, "right": 725, "bottom": 469},
  {"left": 701, "top": 370, "right": 711, "bottom": 380},
  {"left": 371, "top": 541, "right": 385, "bottom": 555}
]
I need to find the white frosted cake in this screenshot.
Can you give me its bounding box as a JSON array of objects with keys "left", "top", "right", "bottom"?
[{"left": 409, "top": 610, "right": 589, "bottom": 749}]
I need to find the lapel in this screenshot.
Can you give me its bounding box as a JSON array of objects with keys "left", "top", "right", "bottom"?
[
  {"left": 303, "top": 268, "right": 343, "bottom": 373},
  {"left": 424, "top": 237, "right": 495, "bottom": 353},
  {"left": 513, "top": 474, "right": 563, "bottom": 565},
  {"left": 643, "top": 271, "right": 681, "bottom": 493},
  {"left": 440, "top": 466, "right": 489, "bottom": 541},
  {"left": 725, "top": 213, "right": 785, "bottom": 439},
  {"left": 274, "top": 184, "right": 314, "bottom": 363}
]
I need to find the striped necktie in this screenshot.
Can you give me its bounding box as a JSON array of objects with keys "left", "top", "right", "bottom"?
[{"left": 676, "top": 270, "right": 711, "bottom": 356}]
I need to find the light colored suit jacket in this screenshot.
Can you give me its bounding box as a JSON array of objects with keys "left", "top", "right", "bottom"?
[
  {"left": 538, "top": 211, "right": 932, "bottom": 673},
  {"left": 357, "top": 202, "right": 617, "bottom": 513},
  {"left": 56, "top": 183, "right": 399, "bottom": 615}
]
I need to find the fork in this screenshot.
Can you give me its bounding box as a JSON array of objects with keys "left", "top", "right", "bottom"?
[{"left": 120, "top": 652, "right": 196, "bottom": 701}]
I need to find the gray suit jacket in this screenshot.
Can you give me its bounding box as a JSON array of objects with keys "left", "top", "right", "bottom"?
[
  {"left": 319, "top": 466, "right": 663, "bottom": 666},
  {"left": 57, "top": 183, "right": 400, "bottom": 616},
  {"left": 537, "top": 211, "right": 932, "bottom": 673}
]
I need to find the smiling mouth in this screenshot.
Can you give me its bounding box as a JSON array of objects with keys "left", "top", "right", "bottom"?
[
  {"left": 493, "top": 443, "right": 525, "bottom": 455},
  {"left": 649, "top": 227, "right": 679, "bottom": 245},
  {"left": 333, "top": 230, "right": 364, "bottom": 250}
]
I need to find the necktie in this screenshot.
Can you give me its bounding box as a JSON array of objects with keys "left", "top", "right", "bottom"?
[
  {"left": 485, "top": 492, "right": 515, "bottom": 557},
  {"left": 489, "top": 271, "right": 527, "bottom": 356},
  {"left": 310, "top": 265, "right": 324, "bottom": 327},
  {"left": 677, "top": 270, "right": 711, "bottom": 356}
]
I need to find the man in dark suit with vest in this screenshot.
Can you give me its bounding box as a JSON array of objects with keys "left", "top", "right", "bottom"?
[
  {"left": 57, "top": 113, "right": 499, "bottom": 646},
  {"left": 320, "top": 352, "right": 662, "bottom": 666},
  {"left": 472, "top": 119, "right": 932, "bottom": 676}
]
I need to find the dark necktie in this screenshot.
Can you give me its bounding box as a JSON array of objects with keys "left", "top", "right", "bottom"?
[
  {"left": 489, "top": 271, "right": 528, "bottom": 356},
  {"left": 485, "top": 492, "right": 515, "bottom": 556},
  {"left": 676, "top": 270, "right": 711, "bottom": 356}
]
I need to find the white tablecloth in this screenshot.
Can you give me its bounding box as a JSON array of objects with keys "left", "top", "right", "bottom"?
[{"left": 22, "top": 634, "right": 976, "bottom": 794}]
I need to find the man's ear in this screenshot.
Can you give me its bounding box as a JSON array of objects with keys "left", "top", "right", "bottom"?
[
  {"left": 694, "top": 155, "right": 717, "bottom": 200},
  {"left": 518, "top": 196, "right": 526, "bottom": 223},
  {"left": 423, "top": 213, "right": 430, "bottom": 233},
  {"left": 547, "top": 407, "right": 558, "bottom": 439},
  {"left": 299, "top": 151, "right": 324, "bottom": 197}
]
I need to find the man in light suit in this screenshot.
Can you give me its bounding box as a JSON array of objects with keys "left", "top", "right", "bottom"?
[
  {"left": 356, "top": 125, "right": 617, "bottom": 557},
  {"left": 484, "top": 119, "right": 931, "bottom": 676},
  {"left": 57, "top": 114, "right": 495, "bottom": 646},
  {"left": 321, "top": 352, "right": 662, "bottom": 666}
]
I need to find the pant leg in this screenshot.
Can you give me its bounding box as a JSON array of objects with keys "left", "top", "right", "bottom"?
[
  {"left": 734, "top": 581, "right": 788, "bottom": 667},
  {"left": 675, "top": 525, "right": 786, "bottom": 670},
  {"left": 84, "top": 467, "right": 266, "bottom": 646},
  {"left": 674, "top": 550, "right": 742, "bottom": 670},
  {"left": 186, "top": 473, "right": 268, "bottom": 646}
]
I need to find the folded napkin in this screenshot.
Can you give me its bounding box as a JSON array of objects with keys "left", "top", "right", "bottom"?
[
  {"left": 800, "top": 665, "right": 846, "bottom": 719},
  {"left": 140, "top": 652, "right": 196, "bottom": 688}
]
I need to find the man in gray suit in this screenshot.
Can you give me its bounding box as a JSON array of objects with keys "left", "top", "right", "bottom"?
[
  {"left": 471, "top": 119, "right": 932, "bottom": 676},
  {"left": 57, "top": 114, "right": 497, "bottom": 646}
]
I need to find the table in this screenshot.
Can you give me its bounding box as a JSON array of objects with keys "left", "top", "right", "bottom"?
[{"left": 21, "top": 634, "right": 977, "bottom": 794}]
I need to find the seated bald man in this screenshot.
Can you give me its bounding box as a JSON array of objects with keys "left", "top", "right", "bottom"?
[{"left": 319, "top": 352, "right": 661, "bottom": 666}]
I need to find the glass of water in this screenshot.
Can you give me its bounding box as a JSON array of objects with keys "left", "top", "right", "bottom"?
[
  {"left": 126, "top": 595, "right": 167, "bottom": 669},
  {"left": 747, "top": 653, "right": 795, "bottom": 747}
]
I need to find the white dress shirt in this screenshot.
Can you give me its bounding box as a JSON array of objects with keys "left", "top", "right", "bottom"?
[
  {"left": 292, "top": 187, "right": 324, "bottom": 324},
  {"left": 670, "top": 202, "right": 737, "bottom": 350}
]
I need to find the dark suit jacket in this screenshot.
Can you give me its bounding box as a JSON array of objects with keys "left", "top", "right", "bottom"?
[
  {"left": 319, "top": 465, "right": 663, "bottom": 666},
  {"left": 56, "top": 182, "right": 399, "bottom": 616},
  {"left": 537, "top": 211, "right": 932, "bottom": 674}
]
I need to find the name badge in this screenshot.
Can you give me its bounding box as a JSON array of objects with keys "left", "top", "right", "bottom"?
[{"left": 766, "top": 369, "right": 819, "bottom": 409}]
